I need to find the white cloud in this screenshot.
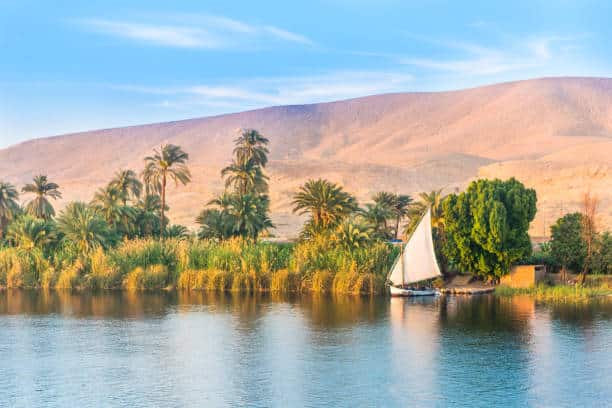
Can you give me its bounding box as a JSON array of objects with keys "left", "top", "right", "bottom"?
[
  {"left": 262, "top": 26, "right": 313, "bottom": 46},
  {"left": 81, "top": 19, "right": 223, "bottom": 48},
  {"left": 114, "top": 70, "right": 414, "bottom": 112},
  {"left": 76, "top": 15, "right": 313, "bottom": 49},
  {"left": 399, "top": 34, "right": 579, "bottom": 76}
]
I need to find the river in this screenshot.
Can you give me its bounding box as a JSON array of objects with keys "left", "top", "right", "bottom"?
[{"left": 0, "top": 290, "right": 610, "bottom": 407}]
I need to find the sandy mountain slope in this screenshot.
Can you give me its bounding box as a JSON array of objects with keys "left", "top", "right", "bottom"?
[{"left": 1, "top": 77, "right": 611, "bottom": 239}]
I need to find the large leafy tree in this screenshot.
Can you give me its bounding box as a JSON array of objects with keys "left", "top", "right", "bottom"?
[
  {"left": 442, "top": 178, "right": 537, "bottom": 279},
  {"left": 110, "top": 169, "right": 142, "bottom": 205},
  {"left": 292, "top": 179, "right": 358, "bottom": 235},
  {"left": 22, "top": 175, "right": 62, "bottom": 220},
  {"left": 0, "top": 182, "right": 20, "bottom": 239},
  {"left": 143, "top": 144, "right": 191, "bottom": 235},
  {"left": 57, "top": 202, "right": 114, "bottom": 253},
  {"left": 591, "top": 232, "right": 611, "bottom": 275},
  {"left": 549, "top": 212, "right": 586, "bottom": 273}
]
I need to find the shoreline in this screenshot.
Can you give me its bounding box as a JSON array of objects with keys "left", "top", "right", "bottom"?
[{"left": 2, "top": 284, "right": 611, "bottom": 302}]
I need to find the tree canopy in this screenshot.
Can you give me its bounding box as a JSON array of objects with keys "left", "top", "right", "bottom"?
[
  {"left": 442, "top": 178, "right": 537, "bottom": 279},
  {"left": 549, "top": 212, "right": 586, "bottom": 273},
  {"left": 197, "top": 129, "right": 273, "bottom": 241},
  {"left": 22, "top": 175, "right": 61, "bottom": 220}
]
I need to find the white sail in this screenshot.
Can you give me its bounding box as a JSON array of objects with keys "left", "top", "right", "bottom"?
[
  {"left": 388, "top": 208, "right": 441, "bottom": 286},
  {"left": 387, "top": 252, "right": 404, "bottom": 286}
]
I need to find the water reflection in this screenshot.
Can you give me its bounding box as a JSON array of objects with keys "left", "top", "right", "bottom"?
[{"left": 0, "top": 290, "right": 610, "bottom": 407}]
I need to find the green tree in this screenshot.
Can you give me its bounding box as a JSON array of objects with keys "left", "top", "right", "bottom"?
[
  {"left": 233, "top": 129, "right": 270, "bottom": 167},
  {"left": 165, "top": 224, "right": 191, "bottom": 240},
  {"left": 134, "top": 194, "right": 165, "bottom": 237},
  {"left": 592, "top": 232, "right": 611, "bottom": 274},
  {"left": 6, "top": 215, "right": 56, "bottom": 251},
  {"left": 331, "top": 220, "right": 373, "bottom": 250},
  {"left": 221, "top": 159, "right": 268, "bottom": 196},
  {"left": 143, "top": 144, "right": 191, "bottom": 235},
  {"left": 292, "top": 179, "right": 358, "bottom": 235},
  {"left": 442, "top": 178, "right": 537, "bottom": 279},
  {"left": 200, "top": 130, "right": 272, "bottom": 241},
  {"left": 110, "top": 169, "right": 142, "bottom": 205},
  {"left": 57, "top": 202, "right": 114, "bottom": 253},
  {"left": 361, "top": 201, "right": 393, "bottom": 240},
  {"left": 22, "top": 175, "right": 62, "bottom": 220},
  {"left": 549, "top": 212, "right": 586, "bottom": 273},
  {"left": 404, "top": 189, "right": 445, "bottom": 237},
  {"left": 196, "top": 208, "right": 229, "bottom": 240},
  {"left": 225, "top": 193, "right": 273, "bottom": 240},
  {"left": 91, "top": 184, "right": 136, "bottom": 235},
  {"left": 0, "top": 182, "right": 20, "bottom": 239},
  {"left": 391, "top": 194, "right": 412, "bottom": 239}
]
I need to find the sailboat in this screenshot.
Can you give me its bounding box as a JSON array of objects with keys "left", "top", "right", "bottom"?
[{"left": 387, "top": 207, "right": 442, "bottom": 296}]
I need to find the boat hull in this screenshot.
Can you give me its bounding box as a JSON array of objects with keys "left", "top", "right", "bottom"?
[{"left": 389, "top": 285, "right": 438, "bottom": 297}]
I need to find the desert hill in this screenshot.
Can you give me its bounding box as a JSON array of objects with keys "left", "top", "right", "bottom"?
[{"left": 1, "top": 77, "right": 611, "bottom": 238}]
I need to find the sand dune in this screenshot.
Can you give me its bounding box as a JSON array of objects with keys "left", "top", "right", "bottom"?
[{"left": 1, "top": 77, "right": 611, "bottom": 238}]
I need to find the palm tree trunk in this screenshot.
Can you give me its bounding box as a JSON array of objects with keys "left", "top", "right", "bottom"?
[
  {"left": 160, "top": 172, "right": 167, "bottom": 238},
  {"left": 394, "top": 216, "right": 400, "bottom": 240}
]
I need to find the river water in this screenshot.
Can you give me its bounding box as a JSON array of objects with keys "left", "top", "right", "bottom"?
[{"left": 0, "top": 290, "right": 610, "bottom": 407}]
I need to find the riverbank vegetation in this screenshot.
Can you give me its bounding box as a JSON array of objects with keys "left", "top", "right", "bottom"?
[
  {"left": 495, "top": 280, "right": 612, "bottom": 301},
  {"left": 0, "top": 128, "right": 609, "bottom": 295}
]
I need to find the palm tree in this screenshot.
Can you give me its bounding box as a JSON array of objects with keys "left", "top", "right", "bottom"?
[
  {"left": 134, "top": 194, "right": 165, "bottom": 237},
  {"left": 110, "top": 169, "right": 142, "bottom": 205},
  {"left": 332, "top": 220, "right": 373, "bottom": 250},
  {"left": 165, "top": 224, "right": 191, "bottom": 240},
  {"left": 196, "top": 208, "right": 229, "bottom": 240},
  {"left": 292, "top": 179, "right": 358, "bottom": 233},
  {"left": 91, "top": 184, "right": 136, "bottom": 234},
  {"left": 0, "top": 182, "right": 20, "bottom": 239},
  {"left": 233, "top": 129, "right": 270, "bottom": 167},
  {"left": 22, "top": 175, "right": 62, "bottom": 220},
  {"left": 418, "top": 189, "right": 445, "bottom": 230},
  {"left": 57, "top": 202, "right": 113, "bottom": 252},
  {"left": 226, "top": 193, "right": 273, "bottom": 240},
  {"left": 391, "top": 194, "right": 412, "bottom": 239},
  {"left": 403, "top": 189, "right": 445, "bottom": 238},
  {"left": 142, "top": 144, "right": 191, "bottom": 235},
  {"left": 6, "top": 215, "right": 56, "bottom": 250},
  {"left": 207, "top": 191, "right": 234, "bottom": 210},
  {"left": 221, "top": 159, "right": 268, "bottom": 196},
  {"left": 361, "top": 202, "right": 393, "bottom": 239},
  {"left": 367, "top": 192, "right": 397, "bottom": 237}
]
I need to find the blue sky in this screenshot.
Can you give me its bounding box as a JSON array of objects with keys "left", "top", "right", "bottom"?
[{"left": 1, "top": 0, "right": 611, "bottom": 148}]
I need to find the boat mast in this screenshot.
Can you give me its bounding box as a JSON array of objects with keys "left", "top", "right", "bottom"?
[{"left": 400, "top": 243, "right": 405, "bottom": 287}]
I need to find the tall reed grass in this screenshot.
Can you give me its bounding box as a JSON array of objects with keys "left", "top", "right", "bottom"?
[{"left": 0, "top": 236, "right": 396, "bottom": 294}]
